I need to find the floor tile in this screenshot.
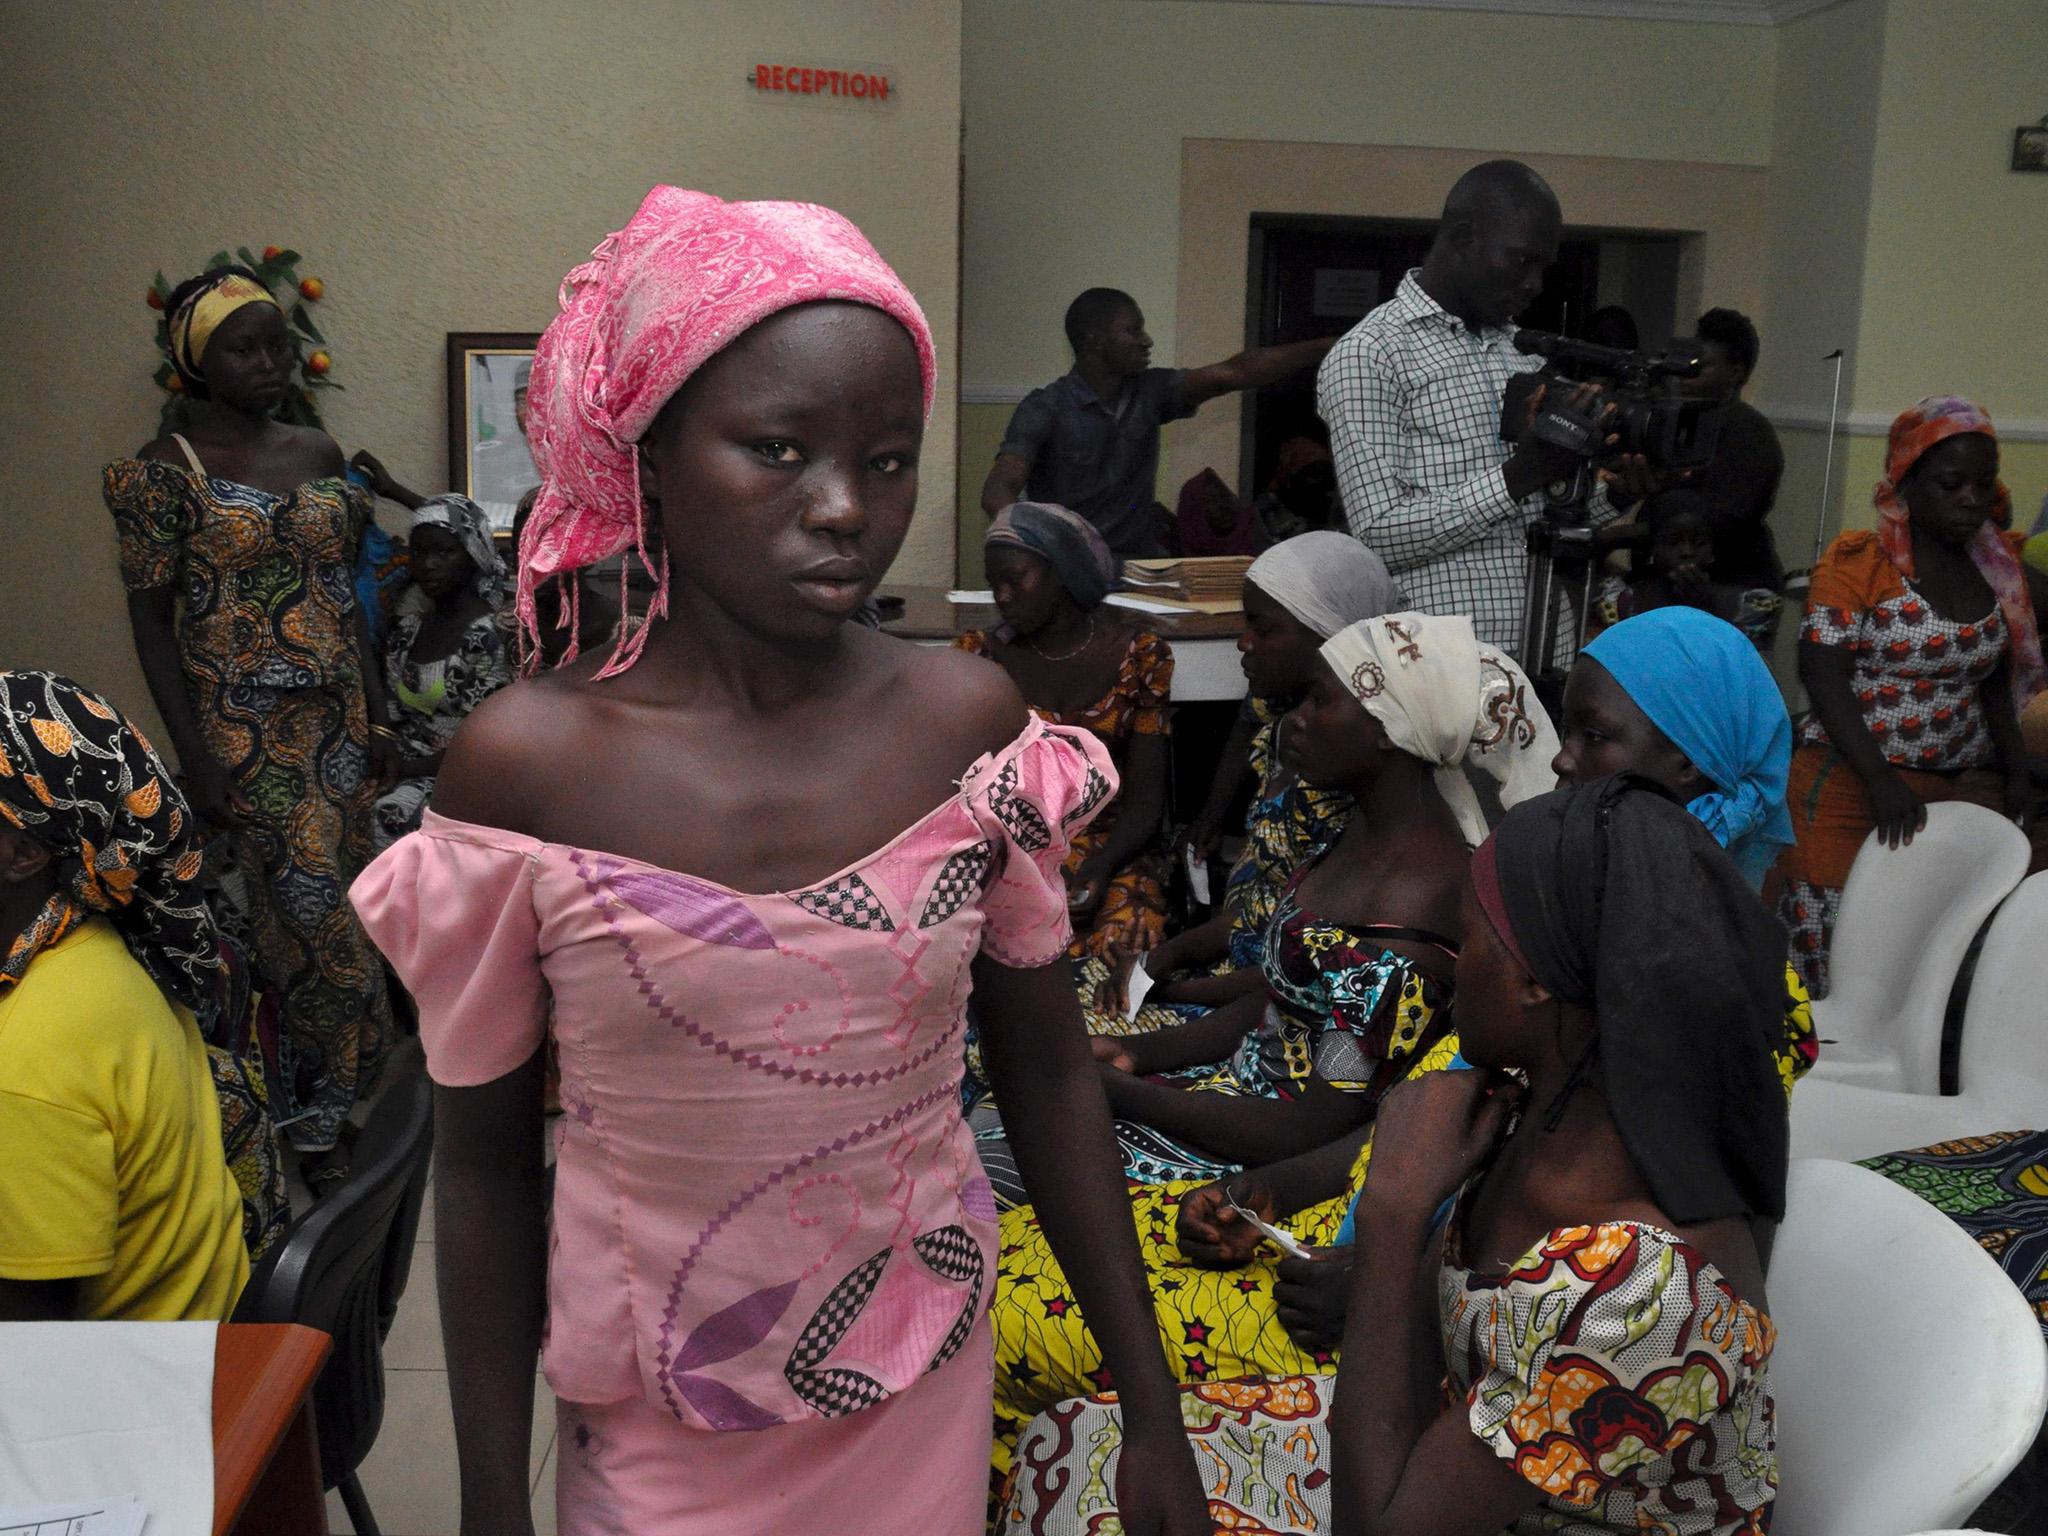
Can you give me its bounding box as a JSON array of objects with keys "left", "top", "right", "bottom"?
[{"left": 325, "top": 1369, "right": 553, "bottom": 1534}]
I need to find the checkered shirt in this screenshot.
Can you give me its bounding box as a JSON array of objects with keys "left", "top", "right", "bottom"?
[{"left": 1319, "top": 270, "right": 1612, "bottom": 665}]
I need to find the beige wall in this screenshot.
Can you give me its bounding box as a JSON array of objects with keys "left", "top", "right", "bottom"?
[
  {"left": 1856, "top": 0, "right": 2048, "bottom": 423},
  {"left": 0, "top": 0, "right": 963, "bottom": 738},
  {"left": 960, "top": 0, "right": 1776, "bottom": 394}
]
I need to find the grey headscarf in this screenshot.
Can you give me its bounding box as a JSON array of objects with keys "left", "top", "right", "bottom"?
[
  {"left": 1244, "top": 531, "right": 1405, "bottom": 639},
  {"left": 412, "top": 494, "right": 510, "bottom": 607},
  {"left": 985, "top": 501, "right": 1118, "bottom": 611}
]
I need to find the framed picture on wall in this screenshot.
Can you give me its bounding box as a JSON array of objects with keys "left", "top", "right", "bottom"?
[
  {"left": 2013, "top": 123, "right": 2048, "bottom": 173},
  {"left": 446, "top": 332, "right": 541, "bottom": 533}
]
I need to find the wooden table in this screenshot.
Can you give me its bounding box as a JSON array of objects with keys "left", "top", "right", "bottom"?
[
  {"left": 879, "top": 586, "right": 1249, "bottom": 702},
  {"left": 213, "top": 1323, "right": 331, "bottom": 1536}
]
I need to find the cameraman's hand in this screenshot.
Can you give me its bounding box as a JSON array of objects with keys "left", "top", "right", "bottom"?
[
  {"left": 1598, "top": 452, "right": 1680, "bottom": 508},
  {"left": 1504, "top": 382, "right": 1607, "bottom": 502}
]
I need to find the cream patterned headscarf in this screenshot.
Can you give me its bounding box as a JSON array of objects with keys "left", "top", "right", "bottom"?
[{"left": 1319, "top": 611, "right": 1558, "bottom": 846}]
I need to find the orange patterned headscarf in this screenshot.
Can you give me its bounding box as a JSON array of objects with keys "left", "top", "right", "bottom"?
[{"left": 1872, "top": 397, "right": 2044, "bottom": 710}]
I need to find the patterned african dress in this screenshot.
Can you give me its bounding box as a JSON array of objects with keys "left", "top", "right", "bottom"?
[
  {"left": 999, "top": 1218, "right": 1778, "bottom": 1536},
  {"left": 373, "top": 608, "right": 516, "bottom": 850},
  {"left": 104, "top": 456, "right": 394, "bottom": 1153},
  {"left": 985, "top": 970, "right": 1813, "bottom": 1494},
  {"left": 1112, "top": 868, "right": 1458, "bottom": 1191},
  {"left": 1778, "top": 529, "right": 2023, "bottom": 996},
  {"left": 953, "top": 629, "right": 1173, "bottom": 960}
]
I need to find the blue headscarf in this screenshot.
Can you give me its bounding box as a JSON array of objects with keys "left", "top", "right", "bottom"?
[{"left": 1582, "top": 607, "right": 1793, "bottom": 885}]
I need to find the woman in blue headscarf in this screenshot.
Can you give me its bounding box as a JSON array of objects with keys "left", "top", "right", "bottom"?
[{"left": 1564, "top": 606, "right": 1795, "bottom": 884}]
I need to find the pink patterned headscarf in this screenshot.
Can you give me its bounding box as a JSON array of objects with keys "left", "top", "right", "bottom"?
[
  {"left": 521, "top": 187, "right": 938, "bottom": 676},
  {"left": 1873, "top": 395, "right": 2046, "bottom": 709}
]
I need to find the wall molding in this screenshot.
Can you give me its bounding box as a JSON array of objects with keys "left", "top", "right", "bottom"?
[
  {"left": 967, "top": 389, "right": 2048, "bottom": 443},
  {"left": 1759, "top": 403, "right": 2048, "bottom": 443},
  {"left": 1167, "top": 0, "right": 1847, "bottom": 26}
]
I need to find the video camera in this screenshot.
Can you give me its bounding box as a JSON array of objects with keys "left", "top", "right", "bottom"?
[{"left": 1498, "top": 330, "right": 1726, "bottom": 475}]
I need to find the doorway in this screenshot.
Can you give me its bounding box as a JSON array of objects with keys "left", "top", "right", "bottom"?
[{"left": 1240, "top": 214, "right": 1685, "bottom": 495}]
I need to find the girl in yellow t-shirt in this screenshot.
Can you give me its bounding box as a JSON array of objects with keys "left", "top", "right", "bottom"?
[{"left": 0, "top": 671, "right": 246, "bottom": 1320}]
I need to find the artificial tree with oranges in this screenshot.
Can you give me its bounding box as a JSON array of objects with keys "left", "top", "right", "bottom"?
[{"left": 147, "top": 245, "right": 339, "bottom": 432}]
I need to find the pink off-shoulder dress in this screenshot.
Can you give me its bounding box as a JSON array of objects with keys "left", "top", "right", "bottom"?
[{"left": 351, "top": 718, "right": 1114, "bottom": 1533}]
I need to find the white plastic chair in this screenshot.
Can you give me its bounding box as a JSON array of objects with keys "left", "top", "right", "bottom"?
[
  {"left": 1792, "top": 871, "right": 2048, "bottom": 1161},
  {"left": 1770, "top": 1159, "right": 2047, "bottom": 1536},
  {"left": 1808, "top": 802, "right": 2028, "bottom": 1093}
]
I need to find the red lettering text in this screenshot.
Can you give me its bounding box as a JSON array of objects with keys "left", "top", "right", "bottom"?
[
  {"left": 873, "top": 75, "right": 889, "bottom": 100},
  {"left": 851, "top": 72, "right": 868, "bottom": 97},
  {"left": 770, "top": 64, "right": 785, "bottom": 89}
]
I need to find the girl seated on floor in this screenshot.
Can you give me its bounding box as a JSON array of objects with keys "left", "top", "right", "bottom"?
[
  {"left": 1002, "top": 778, "right": 1786, "bottom": 1536},
  {"left": 1092, "top": 531, "right": 1405, "bottom": 1023},
  {"left": 971, "top": 611, "right": 1555, "bottom": 1213},
  {"left": 984, "top": 605, "right": 1813, "bottom": 1482}
]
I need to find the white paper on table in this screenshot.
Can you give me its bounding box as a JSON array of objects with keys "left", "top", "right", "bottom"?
[
  {"left": 1123, "top": 958, "right": 1157, "bottom": 1022},
  {"left": 945, "top": 589, "right": 995, "bottom": 604},
  {"left": 0, "top": 1499, "right": 149, "bottom": 1536},
  {"left": 1103, "top": 593, "right": 1188, "bottom": 615},
  {"left": 0, "top": 1323, "right": 214, "bottom": 1536}
]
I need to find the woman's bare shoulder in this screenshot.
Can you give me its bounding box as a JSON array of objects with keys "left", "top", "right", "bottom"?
[{"left": 431, "top": 667, "right": 596, "bottom": 834}]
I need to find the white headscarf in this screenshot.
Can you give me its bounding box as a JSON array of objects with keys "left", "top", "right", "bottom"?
[
  {"left": 1319, "top": 611, "right": 1558, "bottom": 847},
  {"left": 1245, "top": 531, "right": 1405, "bottom": 640}
]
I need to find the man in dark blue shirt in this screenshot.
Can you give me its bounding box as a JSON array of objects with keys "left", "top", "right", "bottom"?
[{"left": 982, "top": 288, "right": 1333, "bottom": 557}]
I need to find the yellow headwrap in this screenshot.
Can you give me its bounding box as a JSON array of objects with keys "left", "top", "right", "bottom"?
[{"left": 169, "top": 274, "right": 279, "bottom": 381}]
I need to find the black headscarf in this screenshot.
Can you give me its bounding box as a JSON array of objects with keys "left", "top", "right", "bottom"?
[
  {"left": 1483, "top": 776, "right": 1788, "bottom": 1223},
  {"left": 0, "top": 671, "right": 228, "bottom": 1027}
]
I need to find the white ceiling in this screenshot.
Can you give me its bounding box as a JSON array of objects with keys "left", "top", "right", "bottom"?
[{"left": 1160, "top": 0, "right": 1847, "bottom": 24}]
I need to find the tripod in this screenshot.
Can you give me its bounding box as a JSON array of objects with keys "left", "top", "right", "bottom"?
[{"left": 1516, "top": 473, "right": 1601, "bottom": 700}]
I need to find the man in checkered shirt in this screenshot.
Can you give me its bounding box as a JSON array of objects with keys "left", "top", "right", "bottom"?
[{"left": 1319, "top": 160, "right": 1646, "bottom": 668}]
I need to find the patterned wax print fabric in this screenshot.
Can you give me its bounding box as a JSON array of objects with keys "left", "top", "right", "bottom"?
[
  {"left": 987, "top": 1043, "right": 1453, "bottom": 1491},
  {"left": 1065, "top": 698, "right": 1355, "bottom": 1051},
  {"left": 374, "top": 609, "right": 517, "bottom": 849},
  {"left": 352, "top": 719, "right": 1110, "bottom": 1521},
  {"left": 1443, "top": 1219, "right": 1777, "bottom": 1536},
  {"left": 1860, "top": 1129, "right": 2048, "bottom": 1334},
  {"left": 1108, "top": 874, "right": 1457, "bottom": 1193},
  {"left": 989, "top": 975, "right": 1813, "bottom": 1505},
  {"left": 1777, "top": 526, "right": 2024, "bottom": 995},
  {"left": 1002, "top": 1376, "right": 1343, "bottom": 1534},
  {"left": 1000, "top": 1221, "right": 1778, "bottom": 1536},
  {"left": 953, "top": 628, "right": 1173, "bottom": 960},
  {"left": 105, "top": 456, "right": 394, "bottom": 1153}
]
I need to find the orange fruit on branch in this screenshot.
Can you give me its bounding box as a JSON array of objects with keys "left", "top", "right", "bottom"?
[
  {"left": 298, "top": 277, "right": 324, "bottom": 301},
  {"left": 262, "top": 246, "right": 284, "bottom": 260},
  {"left": 306, "top": 351, "right": 332, "bottom": 376},
  {"left": 146, "top": 289, "right": 165, "bottom": 310}
]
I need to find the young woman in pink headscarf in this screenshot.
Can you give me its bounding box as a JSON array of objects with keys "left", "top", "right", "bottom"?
[{"left": 350, "top": 190, "right": 1209, "bottom": 1534}]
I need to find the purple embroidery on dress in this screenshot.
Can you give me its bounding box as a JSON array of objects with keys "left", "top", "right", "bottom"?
[
  {"left": 652, "top": 1080, "right": 958, "bottom": 1422},
  {"left": 672, "top": 1371, "right": 785, "bottom": 1433},
  {"left": 959, "top": 1175, "right": 997, "bottom": 1223},
  {"left": 606, "top": 868, "right": 777, "bottom": 949},
  {"left": 671, "top": 1278, "right": 800, "bottom": 1372}
]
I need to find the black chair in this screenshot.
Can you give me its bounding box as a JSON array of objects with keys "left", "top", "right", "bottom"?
[{"left": 233, "top": 1062, "right": 434, "bottom": 1536}]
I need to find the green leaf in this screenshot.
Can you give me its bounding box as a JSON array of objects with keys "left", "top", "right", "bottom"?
[
  {"left": 206, "top": 249, "right": 230, "bottom": 273},
  {"left": 272, "top": 249, "right": 301, "bottom": 269},
  {"left": 153, "top": 269, "right": 170, "bottom": 297},
  {"left": 290, "top": 305, "right": 326, "bottom": 345},
  {"left": 236, "top": 246, "right": 257, "bottom": 269}
]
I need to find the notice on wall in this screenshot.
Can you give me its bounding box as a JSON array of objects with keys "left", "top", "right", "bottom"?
[
  {"left": 747, "top": 60, "right": 899, "bottom": 108},
  {"left": 1313, "top": 269, "right": 1381, "bottom": 318}
]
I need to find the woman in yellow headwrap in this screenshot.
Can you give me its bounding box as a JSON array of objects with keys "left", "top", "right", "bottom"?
[{"left": 103, "top": 265, "right": 395, "bottom": 1192}]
